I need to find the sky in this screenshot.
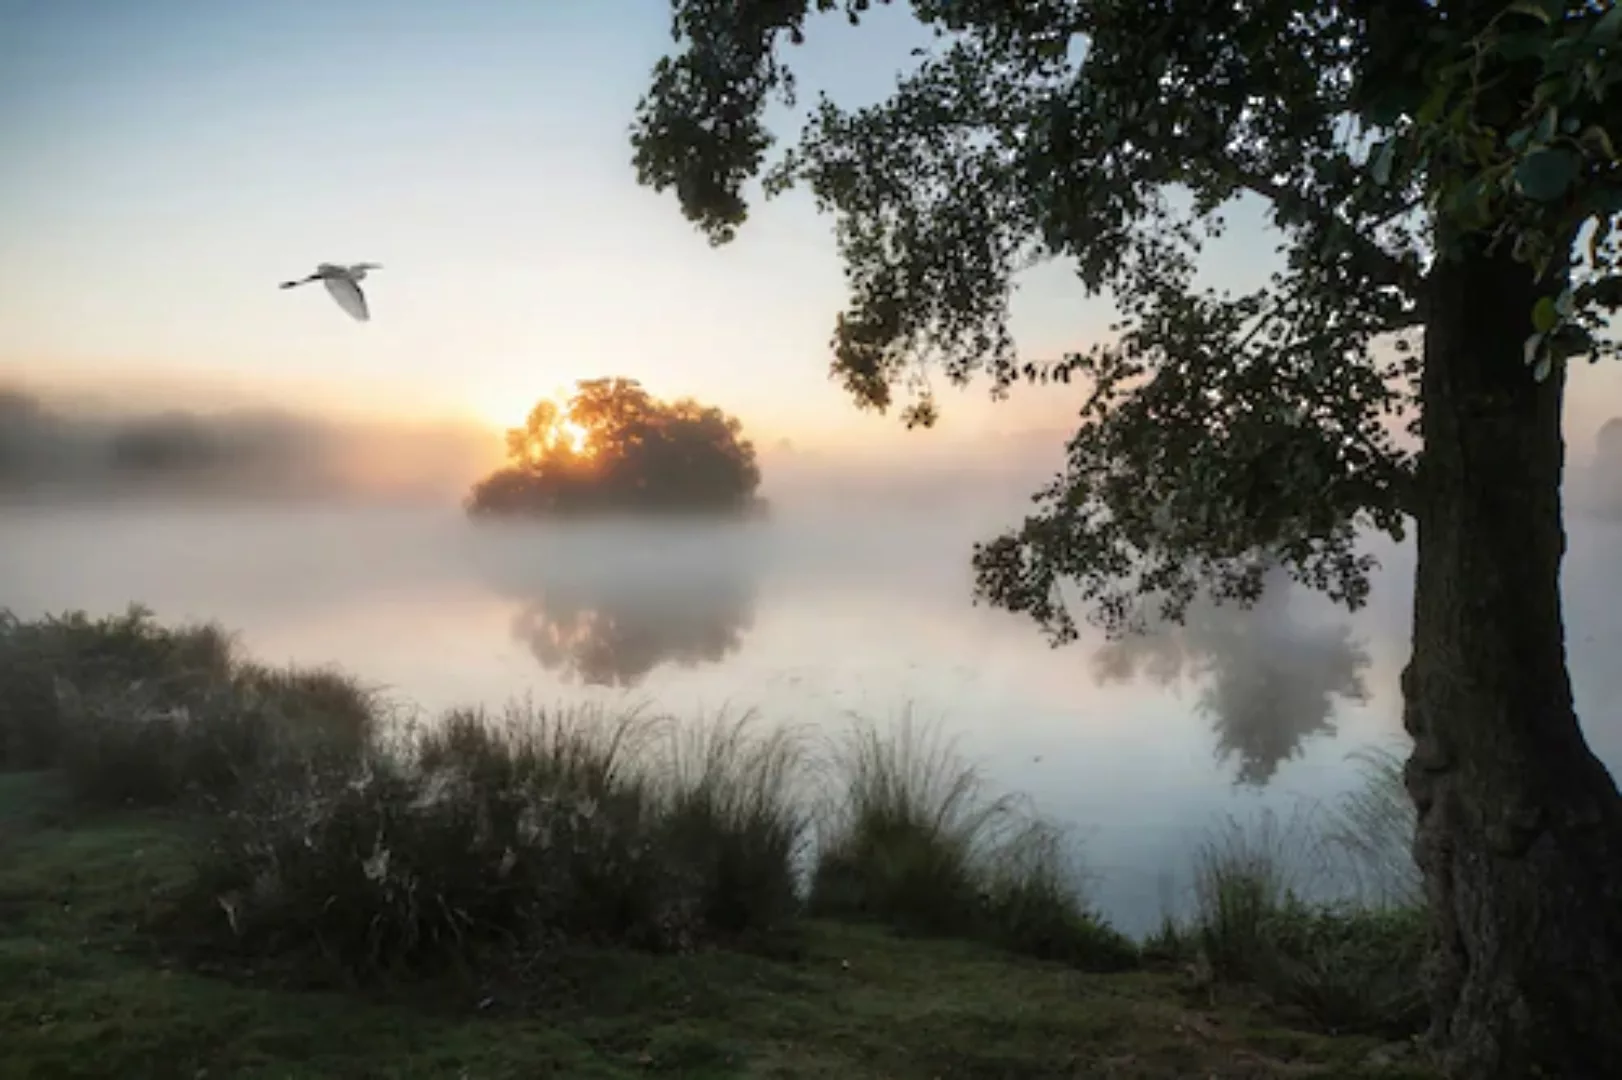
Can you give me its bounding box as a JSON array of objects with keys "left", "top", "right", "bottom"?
[{"left": 2, "top": 0, "right": 1621, "bottom": 458}]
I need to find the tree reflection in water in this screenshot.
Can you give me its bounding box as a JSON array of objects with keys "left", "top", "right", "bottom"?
[
  {"left": 1091, "top": 576, "right": 1371, "bottom": 786},
  {"left": 473, "top": 521, "right": 762, "bottom": 689},
  {"left": 508, "top": 564, "right": 755, "bottom": 687}
]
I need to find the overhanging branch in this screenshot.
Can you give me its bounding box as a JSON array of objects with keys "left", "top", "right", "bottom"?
[{"left": 1228, "top": 164, "right": 1423, "bottom": 302}]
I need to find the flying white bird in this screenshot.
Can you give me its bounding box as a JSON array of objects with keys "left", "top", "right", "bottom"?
[{"left": 279, "top": 262, "right": 382, "bottom": 322}]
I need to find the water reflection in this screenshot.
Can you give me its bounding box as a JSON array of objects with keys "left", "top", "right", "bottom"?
[
  {"left": 469, "top": 520, "right": 763, "bottom": 688},
  {"left": 1091, "top": 580, "right": 1371, "bottom": 786}
]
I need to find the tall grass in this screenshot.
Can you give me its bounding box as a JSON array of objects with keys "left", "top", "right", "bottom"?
[
  {"left": 655, "top": 711, "right": 811, "bottom": 944},
  {"left": 1318, "top": 743, "right": 1421, "bottom": 909},
  {"left": 176, "top": 703, "right": 814, "bottom": 977},
  {"left": 1190, "top": 808, "right": 1314, "bottom": 980},
  {"left": 809, "top": 714, "right": 1137, "bottom": 971},
  {"left": 1178, "top": 747, "right": 1428, "bottom": 1038},
  {"left": 7, "top": 607, "right": 1139, "bottom": 980}
]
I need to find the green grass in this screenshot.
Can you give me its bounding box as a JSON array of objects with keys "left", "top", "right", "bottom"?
[
  {"left": 0, "top": 771, "right": 1438, "bottom": 1079},
  {"left": 1168, "top": 749, "right": 1429, "bottom": 1039},
  {"left": 0, "top": 605, "right": 1440, "bottom": 1077},
  {"left": 808, "top": 714, "right": 1137, "bottom": 972}
]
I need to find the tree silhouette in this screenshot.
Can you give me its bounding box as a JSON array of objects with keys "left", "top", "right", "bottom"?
[
  {"left": 466, "top": 378, "right": 763, "bottom": 518},
  {"left": 1092, "top": 577, "right": 1371, "bottom": 787}
]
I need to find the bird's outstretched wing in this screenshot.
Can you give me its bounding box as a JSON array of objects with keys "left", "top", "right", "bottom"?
[{"left": 323, "top": 276, "right": 370, "bottom": 322}]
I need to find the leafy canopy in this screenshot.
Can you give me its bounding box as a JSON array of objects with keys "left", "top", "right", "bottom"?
[
  {"left": 466, "top": 378, "right": 762, "bottom": 518},
  {"left": 631, "top": 0, "right": 1621, "bottom": 641}
]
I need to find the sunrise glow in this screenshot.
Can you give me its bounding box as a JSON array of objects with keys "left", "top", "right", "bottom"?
[{"left": 561, "top": 419, "right": 590, "bottom": 456}]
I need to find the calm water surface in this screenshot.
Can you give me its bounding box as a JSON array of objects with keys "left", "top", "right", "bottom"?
[{"left": 5, "top": 502, "right": 1620, "bottom": 935}]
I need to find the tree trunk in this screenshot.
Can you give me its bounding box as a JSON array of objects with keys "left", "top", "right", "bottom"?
[{"left": 1404, "top": 243, "right": 1622, "bottom": 1078}]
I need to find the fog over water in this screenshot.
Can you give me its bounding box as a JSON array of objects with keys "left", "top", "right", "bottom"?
[{"left": 5, "top": 385, "right": 1622, "bottom": 934}]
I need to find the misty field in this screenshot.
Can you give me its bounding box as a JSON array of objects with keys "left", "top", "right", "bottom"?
[{"left": 0, "top": 605, "right": 1436, "bottom": 1078}]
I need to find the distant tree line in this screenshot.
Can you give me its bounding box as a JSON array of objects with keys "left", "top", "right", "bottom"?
[{"left": 0, "top": 387, "right": 327, "bottom": 490}]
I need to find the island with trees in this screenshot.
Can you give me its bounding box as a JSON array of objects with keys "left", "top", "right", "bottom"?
[{"left": 464, "top": 377, "right": 766, "bottom": 520}]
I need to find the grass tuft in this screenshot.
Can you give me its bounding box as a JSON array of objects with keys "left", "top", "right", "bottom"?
[
  {"left": 1184, "top": 760, "right": 1428, "bottom": 1038},
  {"left": 809, "top": 713, "right": 1137, "bottom": 972},
  {"left": 1319, "top": 743, "right": 1422, "bottom": 910},
  {"left": 654, "top": 710, "right": 810, "bottom": 946}
]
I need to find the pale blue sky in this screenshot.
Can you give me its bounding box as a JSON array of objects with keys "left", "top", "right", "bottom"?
[{"left": 2, "top": 0, "right": 1618, "bottom": 453}]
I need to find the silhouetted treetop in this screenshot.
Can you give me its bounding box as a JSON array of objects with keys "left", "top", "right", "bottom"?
[{"left": 465, "top": 378, "right": 764, "bottom": 518}]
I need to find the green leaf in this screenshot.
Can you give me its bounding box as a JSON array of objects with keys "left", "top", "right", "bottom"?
[
  {"left": 1514, "top": 147, "right": 1582, "bottom": 201},
  {"left": 1524, "top": 330, "right": 1546, "bottom": 367},
  {"left": 1555, "top": 286, "right": 1575, "bottom": 318},
  {"left": 1532, "top": 296, "right": 1560, "bottom": 332},
  {"left": 1363, "top": 82, "right": 1421, "bottom": 128},
  {"left": 1594, "top": 4, "right": 1622, "bottom": 47},
  {"left": 1506, "top": 0, "right": 1554, "bottom": 23},
  {"left": 1495, "top": 34, "right": 1550, "bottom": 62},
  {"left": 1533, "top": 354, "right": 1553, "bottom": 383},
  {"left": 1371, "top": 141, "right": 1396, "bottom": 186},
  {"left": 1550, "top": 325, "right": 1598, "bottom": 360},
  {"left": 1416, "top": 83, "right": 1451, "bottom": 127},
  {"left": 1534, "top": 107, "right": 1558, "bottom": 145},
  {"left": 1579, "top": 125, "right": 1618, "bottom": 163}
]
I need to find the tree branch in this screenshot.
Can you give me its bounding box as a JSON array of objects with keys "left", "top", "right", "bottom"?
[{"left": 1228, "top": 163, "right": 1422, "bottom": 301}]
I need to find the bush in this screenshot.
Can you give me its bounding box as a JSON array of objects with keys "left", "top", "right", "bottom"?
[
  {"left": 0, "top": 605, "right": 234, "bottom": 770},
  {"left": 0, "top": 606, "right": 378, "bottom": 809},
  {"left": 233, "top": 662, "right": 380, "bottom": 769},
  {"left": 1251, "top": 898, "right": 1428, "bottom": 1037},
  {"left": 809, "top": 715, "right": 1135, "bottom": 972},
  {"left": 51, "top": 677, "right": 279, "bottom": 808},
  {"left": 176, "top": 705, "right": 811, "bottom": 977}
]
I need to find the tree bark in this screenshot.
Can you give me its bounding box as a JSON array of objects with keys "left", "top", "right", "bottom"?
[{"left": 1404, "top": 244, "right": 1622, "bottom": 1078}]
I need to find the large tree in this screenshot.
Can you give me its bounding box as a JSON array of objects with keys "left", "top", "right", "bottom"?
[{"left": 628, "top": 1, "right": 1622, "bottom": 1075}]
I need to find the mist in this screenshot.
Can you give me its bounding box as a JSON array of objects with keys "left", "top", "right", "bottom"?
[
  {"left": 3, "top": 378, "right": 1620, "bottom": 779},
  {"left": 1568, "top": 415, "right": 1622, "bottom": 522},
  {"left": 0, "top": 384, "right": 501, "bottom": 506}
]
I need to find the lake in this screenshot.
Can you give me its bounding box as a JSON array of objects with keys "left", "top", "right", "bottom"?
[{"left": 4, "top": 500, "right": 1620, "bottom": 936}]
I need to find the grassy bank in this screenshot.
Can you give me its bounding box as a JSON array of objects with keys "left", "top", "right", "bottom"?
[{"left": 0, "top": 605, "right": 1437, "bottom": 1078}]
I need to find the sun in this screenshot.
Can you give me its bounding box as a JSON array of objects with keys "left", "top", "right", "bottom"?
[
  {"left": 560, "top": 419, "right": 590, "bottom": 455},
  {"left": 465, "top": 388, "right": 594, "bottom": 457}
]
